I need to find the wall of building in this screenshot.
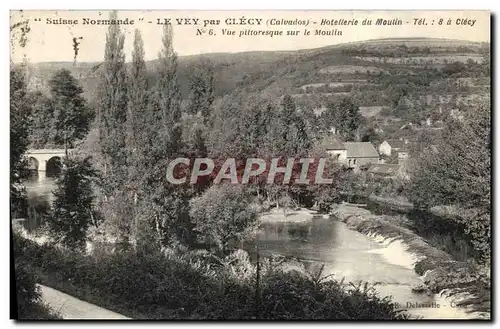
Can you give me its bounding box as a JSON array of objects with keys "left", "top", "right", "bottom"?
[
  {"left": 327, "top": 149, "right": 347, "bottom": 162},
  {"left": 347, "top": 157, "right": 379, "bottom": 168},
  {"left": 378, "top": 141, "right": 391, "bottom": 156}
]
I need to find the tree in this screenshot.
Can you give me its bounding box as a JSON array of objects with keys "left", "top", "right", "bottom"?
[
  {"left": 49, "top": 156, "right": 98, "bottom": 250},
  {"left": 126, "top": 29, "right": 149, "bottom": 154},
  {"left": 92, "top": 11, "right": 132, "bottom": 247},
  {"left": 140, "top": 24, "right": 191, "bottom": 247},
  {"left": 126, "top": 29, "right": 150, "bottom": 242},
  {"left": 155, "top": 23, "right": 182, "bottom": 144},
  {"left": 96, "top": 10, "right": 128, "bottom": 193},
  {"left": 48, "top": 69, "right": 94, "bottom": 151},
  {"left": 10, "top": 67, "right": 33, "bottom": 217},
  {"left": 190, "top": 184, "right": 259, "bottom": 256},
  {"left": 321, "top": 98, "right": 362, "bottom": 141},
  {"left": 301, "top": 106, "right": 321, "bottom": 142},
  {"left": 209, "top": 92, "right": 275, "bottom": 159},
  {"left": 187, "top": 59, "right": 215, "bottom": 124},
  {"left": 29, "top": 92, "right": 56, "bottom": 148},
  {"left": 408, "top": 100, "right": 491, "bottom": 260},
  {"left": 269, "top": 95, "right": 311, "bottom": 157}
]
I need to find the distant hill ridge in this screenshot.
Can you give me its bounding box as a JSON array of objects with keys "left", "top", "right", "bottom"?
[{"left": 14, "top": 37, "right": 489, "bottom": 103}]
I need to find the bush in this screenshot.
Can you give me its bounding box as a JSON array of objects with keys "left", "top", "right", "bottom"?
[
  {"left": 13, "top": 234, "right": 59, "bottom": 319},
  {"left": 14, "top": 261, "right": 41, "bottom": 317},
  {"left": 14, "top": 233, "right": 406, "bottom": 320},
  {"left": 190, "top": 184, "right": 259, "bottom": 256}
]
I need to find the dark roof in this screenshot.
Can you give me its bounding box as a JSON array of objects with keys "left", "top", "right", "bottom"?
[
  {"left": 368, "top": 164, "right": 400, "bottom": 175},
  {"left": 321, "top": 135, "right": 346, "bottom": 150},
  {"left": 387, "top": 140, "right": 405, "bottom": 149},
  {"left": 344, "top": 142, "right": 379, "bottom": 158}
]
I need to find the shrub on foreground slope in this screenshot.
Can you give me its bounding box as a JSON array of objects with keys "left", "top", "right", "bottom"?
[
  {"left": 14, "top": 253, "right": 60, "bottom": 319},
  {"left": 13, "top": 232, "right": 406, "bottom": 320}
]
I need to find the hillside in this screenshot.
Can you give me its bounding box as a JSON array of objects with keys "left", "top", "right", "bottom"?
[
  {"left": 19, "top": 37, "right": 490, "bottom": 143},
  {"left": 20, "top": 37, "right": 488, "bottom": 99},
  {"left": 22, "top": 50, "right": 294, "bottom": 103}
]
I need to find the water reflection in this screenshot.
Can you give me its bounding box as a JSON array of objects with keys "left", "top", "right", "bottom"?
[
  {"left": 25, "top": 171, "right": 58, "bottom": 202},
  {"left": 245, "top": 214, "right": 439, "bottom": 318},
  {"left": 21, "top": 171, "right": 58, "bottom": 232}
]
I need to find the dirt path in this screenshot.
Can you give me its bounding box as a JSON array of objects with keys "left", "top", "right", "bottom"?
[{"left": 39, "top": 285, "right": 131, "bottom": 319}]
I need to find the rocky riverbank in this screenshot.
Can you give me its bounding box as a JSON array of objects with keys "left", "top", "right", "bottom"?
[
  {"left": 367, "top": 195, "right": 414, "bottom": 209},
  {"left": 331, "top": 203, "right": 490, "bottom": 320}
]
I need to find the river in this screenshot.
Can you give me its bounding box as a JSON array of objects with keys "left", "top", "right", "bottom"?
[
  {"left": 21, "top": 174, "right": 472, "bottom": 319},
  {"left": 25, "top": 173, "right": 57, "bottom": 201}
]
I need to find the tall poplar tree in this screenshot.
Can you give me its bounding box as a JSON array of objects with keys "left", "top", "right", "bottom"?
[
  {"left": 94, "top": 11, "right": 131, "bottom": 246},
  {"left": 126, "top": 29, "right": 148, "bottom": 154},
  {"left": 141, "top": 24, "right": 191, "bottom": 247},
  {"left": 157, "top": 24, "right": 182, "bottom": 151},
  {"left": 96, "top": 10, "right": 128, "bottom": 193},
  {"left": 126, "top": 29, "right": 150, "bottom": 244}
]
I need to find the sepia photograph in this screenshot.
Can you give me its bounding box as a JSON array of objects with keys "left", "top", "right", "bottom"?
[{"left": 9, "top": 9, "right": 491, "bottom": 320}]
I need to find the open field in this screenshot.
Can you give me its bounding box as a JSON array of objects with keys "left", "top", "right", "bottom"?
[
  {"left": 319, "top": 65, "right": 386, "bottom": 75},
  {"left": 355, "top": 54, "right": 484, "bottom": 65}
]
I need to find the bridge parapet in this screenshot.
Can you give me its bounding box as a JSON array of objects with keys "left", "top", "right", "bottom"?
[{"left": 26, "top": 149, "right": 73, "bottom": 155}]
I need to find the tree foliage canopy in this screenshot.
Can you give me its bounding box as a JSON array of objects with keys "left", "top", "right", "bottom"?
[
  {"left": 10, "top": 68, "right": 32, "bottom": 215},
  {"left": 408, "top": 100, "right": 491, "bottom": 260},
  {"left": 190, "top": 184, "right": 259, "bottom": 255}
]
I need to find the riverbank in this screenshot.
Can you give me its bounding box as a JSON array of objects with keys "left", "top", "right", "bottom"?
[
  {"left": 367, "top": 195, "right": 476, "bottom": 220},
  {"left": 259, "top": 208, "right": 317, "bottom": 223},
  {"left": 331, "top": 203, "right": 490, "bottom": 320},
  {"left": 367, "top": 195, "right": 414, "bottom": 209}
]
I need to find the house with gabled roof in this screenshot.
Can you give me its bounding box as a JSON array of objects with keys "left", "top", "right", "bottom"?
[
  {"left": 343, "top": 142, "right": 380, "bottom": 169},
  {"left": 378, "top": 139, "right": 408, "bottom": 156},
  {"left": 321, "top": 136, "right": 380, "bottom": 169}
]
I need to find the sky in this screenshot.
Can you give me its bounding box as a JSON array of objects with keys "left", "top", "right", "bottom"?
[{"left": 10, "top": 10, "right": 490, "bottom": 63}]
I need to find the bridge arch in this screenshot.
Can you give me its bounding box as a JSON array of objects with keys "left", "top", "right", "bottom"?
[
  {"left": 46, "top": 156, "right": 63, "bottom": 177},
  {"left": 27, "top": 157, "right": 39, "bottom": 171}
]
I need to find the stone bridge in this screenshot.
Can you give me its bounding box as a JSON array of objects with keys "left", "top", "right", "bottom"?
[{"left": 25, "top": 149, "right": 74, "bottom": 172}]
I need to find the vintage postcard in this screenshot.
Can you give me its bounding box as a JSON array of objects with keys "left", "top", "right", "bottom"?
[{"left": 10, "top": 10, "right": 491, "bottom": 320}]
